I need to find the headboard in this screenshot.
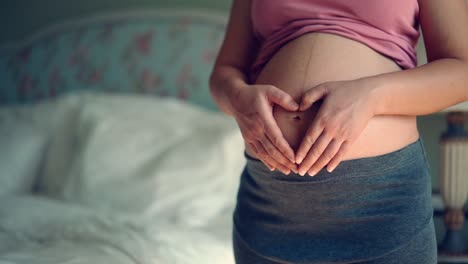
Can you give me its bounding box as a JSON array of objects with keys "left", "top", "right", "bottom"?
[{"left": 0, "top": 9, "right": 227, "bottom": 111}]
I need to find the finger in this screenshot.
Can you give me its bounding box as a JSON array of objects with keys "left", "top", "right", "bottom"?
[
  {"left": 298, "top": 132, "right": 332, "bottom": 176},
  {"left": 326, "top": 141, "right": 350, "bottom": 172},
  {"left": 253, "top": 144, "right": 277, "bottom": 171},
  {"left": 256, "top": 140, "right": 291, "bottom": 175},
  {"left": 264, "top": 160, "right": 276, "bottom": 171},
  {"left": 262, "top": 111, "right": 296, "bottom": 163},
  {"left": 307, "top": 138, "right": 343, "bottom": 176},
  {"left": 266, "top": 87, "right": 299, "bottom": 112},
  {"left": 299, "top": 84, "right": 328, "bottom": 111},
  {"left": 260, "top": 136, "right": 297, "bottom": 172},
  {"left": 251, "top": 141, "right": 275, "bottom": 171},
  {"left": 248, "top": 141, "right": 276, "bottom": 169},
  {"left": 248, "top": 142, "right": 258, "bottom": 153},
  {"left": 295, "top": 118, "right": 325, "bottom": 164},
  {"left": 254, "top": 141, "right": 291, "bottom": 174}
]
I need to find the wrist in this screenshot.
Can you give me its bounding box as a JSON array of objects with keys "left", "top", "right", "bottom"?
[
  {"left": 226, "top": 77, "right": 249, "bottom": 99},
  {"left": 225, "top": 78, "right": 250, "bottom": 114},
  {"left": 359, "top": 75, "right": 390, "bottom": 116},
  {"left": 210, "top": 70, "right": 249, "bottom": 116}
]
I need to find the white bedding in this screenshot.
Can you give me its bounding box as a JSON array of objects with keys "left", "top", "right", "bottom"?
[{"left": 0, "top": 92, "right": 245, "bottom": 264}]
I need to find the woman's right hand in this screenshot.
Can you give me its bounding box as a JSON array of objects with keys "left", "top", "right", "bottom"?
[{"left": 230, "top": 84, "right": 299, "bottom": 174}]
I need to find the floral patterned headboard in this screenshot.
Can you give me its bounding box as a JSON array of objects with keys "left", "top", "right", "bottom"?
[{"left": 0, "top": 9, "right": 227, "bottom": 111}]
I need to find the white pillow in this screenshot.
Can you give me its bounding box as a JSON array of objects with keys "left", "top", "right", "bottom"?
[
  {"left": 0, "top": 113, "right": 47, "bottom": 194},
  {"left": 39, "top": 92, "right": 245, "bottom": 226},
  {"left": 0, "top": 93, "right": 84, "bottom": 195}
]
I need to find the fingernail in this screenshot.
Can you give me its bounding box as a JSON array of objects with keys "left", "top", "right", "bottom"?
[
  {"left": 296, "top": 156, "right": 303, "bottom": 164},
  {"left": 327, "top": 166, "right": 335, "bottom": 173},
  {"left": 308, "top": 170, "right": 317, "bottom": 177},
  {"left": 299, "top": 170, "right": 306, "bottom": 176}
]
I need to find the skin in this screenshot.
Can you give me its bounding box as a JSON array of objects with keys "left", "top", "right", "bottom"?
[
  {"left": 252, "top": 33, "right": 417, "bottom": 176},
  {"left": 209, "top": 0, "right": 468, "bottom": 176}
]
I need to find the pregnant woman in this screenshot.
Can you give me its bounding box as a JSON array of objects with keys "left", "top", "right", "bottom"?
[{"left": 210, "top": 0, "right": 468, "bottom": 263}]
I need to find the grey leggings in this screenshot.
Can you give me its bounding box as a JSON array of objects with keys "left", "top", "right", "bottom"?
[
  {"left": 233, "top": 216, "right": 437, "bottom": 263},
  {"left": 232, "top": 137, "right": 437, "bottom": 263}
]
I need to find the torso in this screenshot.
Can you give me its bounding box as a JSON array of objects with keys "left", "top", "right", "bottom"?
[{"left": 245, "top": 32, "right": 420, "bottom": 161}]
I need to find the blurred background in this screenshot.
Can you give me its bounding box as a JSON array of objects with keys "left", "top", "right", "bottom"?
[
  {"left": 0, "top": 0, "right": 462, "bottom": 193},
  {"left": 0, "top": 1, "right": 467, "bottom": 263}
]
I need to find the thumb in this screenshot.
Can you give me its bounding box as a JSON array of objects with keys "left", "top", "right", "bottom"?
[
  {"left": 299, "top": 84, "right": 328, "bottom": 111},
  {"left": 266, "top": 87, "right": 299, "bottom": 111}
]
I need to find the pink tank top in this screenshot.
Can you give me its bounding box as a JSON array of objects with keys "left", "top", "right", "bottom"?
[{"left": 249, "top": 0, "right": 420, "bottom": 82}]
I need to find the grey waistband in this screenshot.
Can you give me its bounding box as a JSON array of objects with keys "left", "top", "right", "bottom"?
[{"left": 243, "top": 137, "right": 428, "bottom": 182}]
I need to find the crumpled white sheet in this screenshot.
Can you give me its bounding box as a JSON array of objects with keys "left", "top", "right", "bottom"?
[{"left": 0, "top": 92, "right": 245, "bottom": 264}]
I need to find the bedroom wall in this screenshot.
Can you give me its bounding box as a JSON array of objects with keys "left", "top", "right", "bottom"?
[{"left": 0, "top": 0, "right": 231, "bottom": 46}]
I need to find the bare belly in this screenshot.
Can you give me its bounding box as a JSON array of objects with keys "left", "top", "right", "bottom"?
[{"left": 245, "top": 33, "right": 419, "bottom": 162}]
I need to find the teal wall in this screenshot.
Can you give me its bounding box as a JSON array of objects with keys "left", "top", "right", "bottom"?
[{"left": 0, "top": 0, "right": 231, "bottom": 46}]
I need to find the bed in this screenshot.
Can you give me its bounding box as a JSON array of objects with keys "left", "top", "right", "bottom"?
[{"left": 0, "top": 9, "right": 244, "bottom": 264}]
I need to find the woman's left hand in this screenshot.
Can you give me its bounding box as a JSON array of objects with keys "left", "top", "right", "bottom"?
[{"left": 295, "top": 78, "right": 378, "bottom": 176}]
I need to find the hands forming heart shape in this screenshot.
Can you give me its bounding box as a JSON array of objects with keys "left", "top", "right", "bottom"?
[{"left": 234, "top": 78, "right": 378, "bottom": 176}]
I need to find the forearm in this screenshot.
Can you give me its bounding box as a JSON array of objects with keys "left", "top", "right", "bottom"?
[
  {"left": 367, "top": 58, "right": 468, "bottom": 116},
  {"left": 209, "top": 65, "right": 249, "bottom": 117}
]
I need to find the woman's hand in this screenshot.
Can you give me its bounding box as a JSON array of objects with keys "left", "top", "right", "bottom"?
[
  {"left": 231, "top": 84, "right": 299, "bottom": 174},
  {"left": 295, "top": 79, "right": 378, "bottom": 176}
]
